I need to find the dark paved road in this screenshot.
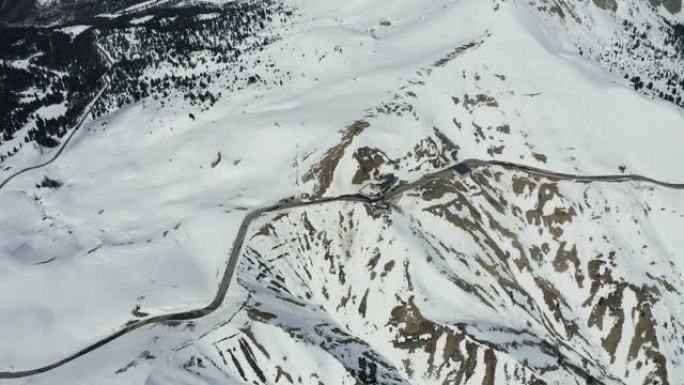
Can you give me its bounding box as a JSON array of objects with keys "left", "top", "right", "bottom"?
[
  {"left": 1, "top": 157, "right": 683, "bottom": 379},
  {"left": 0, "top": 38, "right": 112, "bottom": 192}
]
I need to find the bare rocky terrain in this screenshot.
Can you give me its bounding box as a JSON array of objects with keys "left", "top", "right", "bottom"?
[{"left": 1, "top": 0, "right": 684, "bottom": 384}]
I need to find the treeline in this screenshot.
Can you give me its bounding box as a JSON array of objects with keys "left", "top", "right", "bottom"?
[
  {"left": 1, "top": 0, "right": 291, "bottom": 162},
  {"left": 605, "top": 19, "right": 684, "bottom": 110},
  {"left": 94, "top": 0, "right": 287, "bottom": 113},
  {"left": 0, "top": 26, "right": 106, "bottom": 160}
]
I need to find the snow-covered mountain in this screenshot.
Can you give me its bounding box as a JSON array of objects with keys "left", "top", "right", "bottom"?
[{"left": 1, "top": 0, "right": 684, "bottom": 384}]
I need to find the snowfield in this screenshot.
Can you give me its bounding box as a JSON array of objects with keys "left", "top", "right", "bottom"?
[{"left": 1, "top": 0, "right": 684, "bottom": 383}]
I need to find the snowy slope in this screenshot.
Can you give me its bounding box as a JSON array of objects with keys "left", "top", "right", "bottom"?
[{"left": 1, "top": 0, "right": 684, "bottom": 384}]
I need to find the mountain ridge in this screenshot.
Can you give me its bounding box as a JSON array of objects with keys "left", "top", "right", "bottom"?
[{"left": 1, "top": 0, "right": 684, "bottom": 384}]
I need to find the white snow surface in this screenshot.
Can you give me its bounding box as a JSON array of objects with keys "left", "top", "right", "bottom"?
[
  {"left": 129, "top": 15, "right": 154, "bottom": 25},
  {"left": 1, "top": 0, "right": 683, "bottom": 383},
  {"left": 57, "top": 25, "right": 91, "bottom": 38}
]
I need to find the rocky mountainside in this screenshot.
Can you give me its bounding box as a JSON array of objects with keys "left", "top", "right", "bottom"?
[{"left": 1, "top": 0, "right": 684, "bottom": 384}]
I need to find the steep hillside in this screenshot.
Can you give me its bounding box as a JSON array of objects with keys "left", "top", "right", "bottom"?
[
  {"left": 1, "top": 0, "right": 683, "bottom": 384},
  {"left": 171, "top": 164, "right": 684, "bottom": 385},
  {"left": 530, "top": 0, "right": 684, "bottom": 108},
  {"left": 0, "top": 0, "right": 151, "bottom": 25}
]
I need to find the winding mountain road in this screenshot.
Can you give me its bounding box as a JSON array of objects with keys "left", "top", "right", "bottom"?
[
  {"left": 0, "top": 37, "right": 113, "bottom": 192},
  {"left": 387, "top": 158, "right": 684, "bottom": 198},
  {"left": 0, "top": 35, "right": 682, "bottom": 379},
  {"left": 1, "top": 157, "right": 683, "bottom": 379}
]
